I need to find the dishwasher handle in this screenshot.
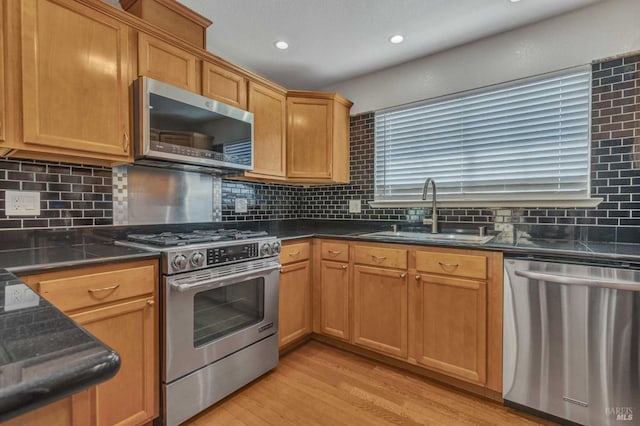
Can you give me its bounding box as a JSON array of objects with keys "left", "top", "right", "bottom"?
[{"left": 514, "top": 269, "right": 640, "bottom": 292}]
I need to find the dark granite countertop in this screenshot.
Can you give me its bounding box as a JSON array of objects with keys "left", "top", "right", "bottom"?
[
  {"left": 0, "top": 269, "right": 120, "bottom": 422},
  {"left": 0, "top": 231, "right": 159, "bottom": 275}
]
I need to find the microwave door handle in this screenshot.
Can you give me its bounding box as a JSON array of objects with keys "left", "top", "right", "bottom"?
[
  {"left": 169, "top": 263, "right": 281, "bottom": 293},
  {"left": 514, "top": 270, "right": 640, "bottom": 291}
]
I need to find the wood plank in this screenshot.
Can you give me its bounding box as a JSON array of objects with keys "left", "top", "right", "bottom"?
[{"left": 184, "top": 341, "right": 550, "bottom": 425}]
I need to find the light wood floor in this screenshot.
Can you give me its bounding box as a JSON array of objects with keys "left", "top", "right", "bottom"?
[{"left": 185, "top": 341, "right": 550, "bottom": 425}]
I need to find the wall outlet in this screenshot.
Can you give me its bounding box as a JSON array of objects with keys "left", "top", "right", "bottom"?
[
  {"left": 235, "top": 198, "right": 248, "bottom": 213},
  {"left": 4, "top": 284, "right": 40, "bottom": 312},
  {"left": 5, "top": 190, "right": 41, "bottom": 216},
  {"left": 349, "top": 199, "right": 362, "bottom": 213}
]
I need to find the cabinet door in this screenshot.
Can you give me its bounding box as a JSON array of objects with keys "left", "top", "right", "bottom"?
[
  {"left": 20, "top": 0, "right": 130, "bottom": 157},
  {"left": 138, "top": 33, "right": 197, "bottom": 92},
  {"left": 353, "top": 265, "right": 407, "bottom": 358},
  {"left": 278, "top": 260, "right": 312, "bottom": 348},
  {"left": 202, "top": 61, "right": 246, "bottom": 109},
  {"left": 287, "top": 96, "right": 333, "bottom": 179},
  {"left": 71, "top": 297, "right": 157, "bottom": 426},
  {"left": 413, "top": 274, "right": 487, "bottom": 385},
  {"left": 319, "top": 260, "right": 350, "bottom": 340},
  {"left": 0, "top": 0, "right": 5, "bottom": 146},
  {"left": 1, "top": 391, "right": 91, "bottom": 426},
  {"left": 247, "top": 82, "right": 286, "bottom": 178}
]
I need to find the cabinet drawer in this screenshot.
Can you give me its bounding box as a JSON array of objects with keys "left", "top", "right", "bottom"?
[
  {"left": 354, "top": 245, "right": 407, "bottom": 269},
  {"left": 280, "top": 241, "right": 310, "bottom": 265},
  {"left": 321, "top": 241, "right": 349, "bottom": 262},
  {"left": 38, "top": 265, "right": 156, "bottom": 312},
  {"left": 415, "top": 251, "right": 487, "bottom": 280}
]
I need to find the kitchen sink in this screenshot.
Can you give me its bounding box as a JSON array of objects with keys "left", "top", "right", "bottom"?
[{"left": 359, "top": 231, "right": 496, "bottom": 245}]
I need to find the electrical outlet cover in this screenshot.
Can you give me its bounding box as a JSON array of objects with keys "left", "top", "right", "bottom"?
[
  {"left": 5, "top": 190, "right": 41, "bottom": 216},
  {"left": 349, "top": 199, "right": 362, "bottom": 213},
  {"left": 235, "top": 198, "right": 248, "bottom": 213}
]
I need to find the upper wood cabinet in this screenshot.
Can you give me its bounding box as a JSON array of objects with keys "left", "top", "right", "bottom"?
[
  {"left": 243, "top": 81, "right": 287, "bottom": 179},
  {"left": 0, "top": 0, "right": 5, "bottom": 148},
  {"left": 137, "top": 32, "right": 198, "bottom": 92},
  {"left": 17, "top": 0, "right": 131, "bottom": 163},
  {"left": 286, "top": 91, "right": 352, "bottom": 183},
  {"left": 202, "top": 61, "right": 247, "bottom": 109}
]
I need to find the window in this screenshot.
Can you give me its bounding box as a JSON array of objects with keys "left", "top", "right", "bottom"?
[{"left": 374, "top": 67, "right": 591, "bottom": 204}]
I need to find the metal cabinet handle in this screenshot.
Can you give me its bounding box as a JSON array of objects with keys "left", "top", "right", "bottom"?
[
  {"left": 122, "top": 130, "right": 130, "bottom": 152},
  {"left": 88, "top": 284, "right": 120, "bottom": 294},
  {"left": 288, "top": 251, "right": 301, "bottom": 257},
  {"left": 328, "top": 250, "right": 342, "bottom": 255},
  {"left": 415, "top": 275, "right": 421, "bottom": 281},
  {"left": 372, "top": 255, "right": 387, "bottom": 261},
  {"left": 400, "top": 273, "right": 406, "bottom": 278},
  {"left": 146, "top": 299, "right": 155, "bottom": 306},
  {"left": 341, "top": 265, "right": 348, "bottom": 270},
  {"left": 438, "top": 261, "right": 459, "bottom": 270}
]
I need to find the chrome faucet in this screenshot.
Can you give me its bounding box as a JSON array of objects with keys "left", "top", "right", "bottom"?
[{"left": 421, "top": 178, "right": 438, "bottom": 233}]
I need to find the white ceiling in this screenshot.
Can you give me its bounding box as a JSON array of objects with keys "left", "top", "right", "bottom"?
[{"left": 169, "top": 0, "right": 604, "bottom": 90}]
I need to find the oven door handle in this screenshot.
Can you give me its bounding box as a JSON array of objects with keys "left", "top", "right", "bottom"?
[{"left": 169, "top": 263, "right": 281, "bottom": 293}]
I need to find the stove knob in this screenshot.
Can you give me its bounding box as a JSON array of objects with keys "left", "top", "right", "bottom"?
[
  {"left": 272, "top": 241, "right": 281, "bottom": 255},
  {"left": 191, "top": 252, "right": 205, "bottom": 267},
  {"left": 260, "top": 242, "right": 272, "bottom": 257},
  {"left": 173, "top": 254, "right": 188, "bottom": 270}
]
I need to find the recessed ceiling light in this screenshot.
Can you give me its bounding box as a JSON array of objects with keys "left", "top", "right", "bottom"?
[
  {"left": 274, "top": 41, "right": 289, "bottom": 50},
  {"left": 509, "top": 0, "right": 521, "bottom": 2},
  {"left": 389, "top": 34, "right": 404, "bottom": 44}
]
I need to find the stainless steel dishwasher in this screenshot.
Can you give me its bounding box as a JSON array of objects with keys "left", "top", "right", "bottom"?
[{"left": 503, "top": 257, "right": 640, "bottom": 425}]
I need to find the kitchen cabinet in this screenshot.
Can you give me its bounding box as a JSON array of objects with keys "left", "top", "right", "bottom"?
[
  {"left": 138, "top": 32, "right": 198, "bottom": 92},
  {"left": 202, "top": 61, "right": 247, "bottom": 109},
  {"left": 318, "top": 241, "right": 350, "bottom": 340},
  {"left": 242, "top": 81, "right": 287, "bottom": 179},
  {"left": 409, "top": 247, "right": 501, "bottom": 389},
  {"left": 19, "top": 259, "right": 159, "bottom": 426},
  {"left": 2, "top": 391, "right": 91, "bottom": 426},
  {"left": 352, "top": 244, "right": 408, "bottom": 359},
  {"left": 11, "top": 0, "right": 132, "bottom": 165},
  {"left": 278, "top": 241, "right": 312, "bottom": 348},
  {"left": 0, "top": 0, "right": 6, "bottom": 150},
  {"left": 286, "top": 91, "right": 352, "bottom": 183}
]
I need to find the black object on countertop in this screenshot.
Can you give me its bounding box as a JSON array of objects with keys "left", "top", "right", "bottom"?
[{"left": 0, "top": 269, "right": 120, "bottom": 422}]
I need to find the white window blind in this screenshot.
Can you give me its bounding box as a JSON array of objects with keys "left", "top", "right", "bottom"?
[{"left": 374, "top": 67, "right": 591, "bottom": 203}]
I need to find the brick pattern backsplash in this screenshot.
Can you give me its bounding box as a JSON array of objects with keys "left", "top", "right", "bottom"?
[
  {"left": 221, "top": 180, "right": 303, "bottom": 221},
  {"left": 0, "top": 52, "right": 638, "bottom": 232},
  {"left": 0, "top": 159, "right": 112, "bottom": 228}
]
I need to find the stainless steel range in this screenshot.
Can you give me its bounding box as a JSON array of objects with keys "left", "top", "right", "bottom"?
[{"left": 118, "top": 229, "right": 281, "bottom": 426}]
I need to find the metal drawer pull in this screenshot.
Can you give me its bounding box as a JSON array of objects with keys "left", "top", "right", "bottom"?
[
  {"left": 288, "top": 251, "right": 301, "bottom": 256},
  {"left": 122, "top": 130, "right": 129, "bottom": 152},
  {"left": 438, "top": 262, "right": 459, "bottom": 269},
  {"left": 88, "top": 284, "right": 120, "bottom": 294},
  {"left": 341, "top": 265, "right": 348, "bottom": 270},
  {"left": 372, "top": 255, "right": 387, "bottom": 261},
  {"left": 328, "top": 250, "right": 342, "bottom": 255},
  {"left": 400, "top": 273, "right": 406, "bottom": 278},
  {"left": 415, "top": 275, "right": 421, "bottom": 281}
]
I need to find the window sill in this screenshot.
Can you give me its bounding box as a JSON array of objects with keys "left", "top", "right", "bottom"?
[{"left": 368, "top": 198, "right": 603, "bottom": 209}]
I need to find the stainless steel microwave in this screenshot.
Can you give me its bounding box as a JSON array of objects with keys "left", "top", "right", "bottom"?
[{"left": 133, "top": 76, "right": 254, "bottom": 173}]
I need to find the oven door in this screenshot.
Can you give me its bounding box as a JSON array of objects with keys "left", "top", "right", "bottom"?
[{"left": 164, "top": 259, "right": 279, "bottom": 383}]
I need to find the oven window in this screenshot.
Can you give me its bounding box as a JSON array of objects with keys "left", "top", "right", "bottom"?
[{"left": 193, "top": 278, "right": 265, "bottom": 347}]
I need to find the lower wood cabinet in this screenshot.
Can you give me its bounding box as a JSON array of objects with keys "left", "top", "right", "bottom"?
[
  {"left": 278, "top": 240, "right": 312, "bottom": 348},
  {"left": 319, "top": 260, "right": 350, "bottom": 340},
  {"left": 352, "top": 264, "right": 408, "bottom": 359},
  {"left": 412, "top": 273, "right": 487, "bottom": 385},
  {"left": 17, "top": 259, "right": 159, "bottom": 426}
]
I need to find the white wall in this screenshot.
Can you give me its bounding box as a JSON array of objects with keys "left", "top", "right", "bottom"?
[{"left": 323, "top": 0, "right": 640, "bottom": 115}]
